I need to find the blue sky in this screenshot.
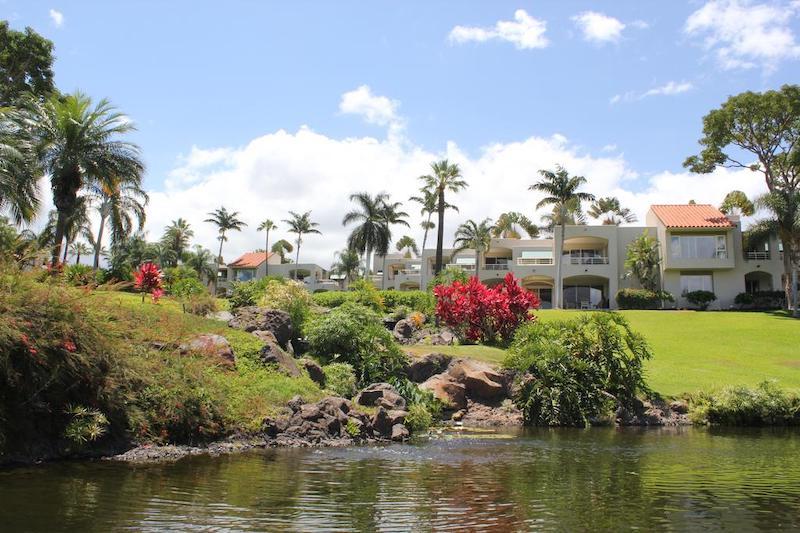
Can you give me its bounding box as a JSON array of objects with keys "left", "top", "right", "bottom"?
[{"left": 4, "top": 1, "right": 800, "bottom": 264}]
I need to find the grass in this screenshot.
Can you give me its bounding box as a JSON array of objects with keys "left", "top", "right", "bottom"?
[{"left": 407, "top": 310, "right": 800, "bottom": 397}]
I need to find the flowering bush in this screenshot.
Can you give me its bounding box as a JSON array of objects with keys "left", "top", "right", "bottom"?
[
  {"left": 134, "top": 262, "right": 164, "bottom": 303},
  {"left": 434, "top": 272, "right": 540, "bottom": 345}
]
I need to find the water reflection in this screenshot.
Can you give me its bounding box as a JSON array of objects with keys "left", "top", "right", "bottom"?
[{"left": 1, "top": 427, "right": 799, "bottom": 531}]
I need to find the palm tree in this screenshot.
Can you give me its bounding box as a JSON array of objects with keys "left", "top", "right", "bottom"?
[
  {"left": 755, "top": 190, "right": 800, "bottom": 315},
  {"left": 409, "top": 187, "right": 457, "bottom": 252},
  {"left": 205, "top": 206, "right": 247, "bottom": 264},
  {"left": 343, "top": 191, "right": 390, "bottom": 276},
  {"left": 257, "top": 219, "right": 277, "bottom": 275},
  {"left": 540, "top": 197, "right": 587, "bottom": 235},
  {"left": 493, "top": 211, "right": 539, "bottom": 239},
  {"left": 0, "top": 117, "right": 40, "bottom": 224},
  {"left": 271, "top": 239, "right": 294, "bottom": 263},
  {"left": 39, "top": 197, "right": 92, "bottom": 263},
  {"left": 88, "top": 178, "right": 148, "bottom": 269},
  {"left": 376, "top": 198, "right": 409, "bottom": 288},
  {"left": 453, "top": 218, "right": 494, "bottom": 272},
  {"left": 624, "top": 230, "right": 661, "bottom": 292},
  {"left": 419, "top": 159, "right": 468, "bottom": 275},
  {"left": 69, "top": 241, "right": 91, "bottom": 264},
  {"left": 161, "top": 218, "right": 194, "bottom": 267},
  {"left": 588, "top": 197, "right": 637, "bottom": 225},
  {"left": 530, "top": 166, "right": 595, "bottom": 309},
  {"left": 331, "top": 248, "right": 361, "bottom": 288},
  {"left": 720, "top": 190, "right": 756, "bottom": 217},
  {"left": 10, "top": 92, "right": 144, "bottom": 265},
  {"left": 185, "top": 245, "right": 216, "bottom": 282},
  {"left": 396, "top": 235, "right": 419, "bottom": 258},
  {"left": 283, "top": 210, "right": 321, "bottom": 278}
]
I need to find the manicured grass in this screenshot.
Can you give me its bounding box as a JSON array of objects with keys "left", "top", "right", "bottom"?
[{"left": 407, "top": 310, "right": 799, "bottom": 397}]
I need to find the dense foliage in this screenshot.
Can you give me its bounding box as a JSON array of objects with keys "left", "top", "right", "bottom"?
[
  {"left": 624, "top": 231, "right": 661, "bottom": 291},
  {"left": 734, "top": 291, "right": 785, "bottom": 309},
  {"left": 690, "top": 381, "right": 800, "bottom": 426},
  {"left": 434, "top": 273, "right": 539, "bottom": 345},
  {"left": 260, "top": 279, "right": 313, "bottom": 334},
  {"left": 312, "top": 288, "right": 433, "bottom": 315},
  {"left": 505, "top": 313, "right": 652, "bottom": 426},
  {"left": 426, "top": 266, "right": 469, "bottom": 291},
  {"left": 685, "top": 290, "right": 717, "bottom": 310},
  {"left": 133, "top": 262, "right": 163, "bottom": 302},
  {"left": 322, "top": 362, "right": 358, "bottom": 398},
  {"left": 228, "top": 276, "right": 284, "bottom": 309},
  {"left": 615, "top": 288, "right": 674, "bottom": 309}
]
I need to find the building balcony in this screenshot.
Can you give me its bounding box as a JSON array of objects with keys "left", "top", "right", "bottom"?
[
  {"left": 564, "top": 256, "right": 609, "bottom": 265},
  {"left": 445, "top": 263, "right": 476, "bottom": 271},
  {"left": 744, "top": 251, "right": 771, "bottom": 261},
  {"left": 483, "top": 264, "right": 509, "bottom": 271},
  {"left": 516, "top": 258, "right": 554, "bottom": 266}
]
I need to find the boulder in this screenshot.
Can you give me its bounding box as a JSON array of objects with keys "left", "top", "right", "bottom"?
[
  {"left": 371, "top": 407, "right": 409, "bottom": 436},
  {"left": 391, "top": 423, "right": 410, "bottom": 441},
  {"left": 356, "top": 383, "right": 407, "bottom": 410},
  {"left": 428, "top": 329, "right": 456, "bottom": 346},
  {"left": 406, "top": 352, "right": 452, "bottom": 382},
  {"left": 260, "top": 340, "right": 301, "bottom": 377},
  {"left": 252, "top": 329, "right": 279, "bottom": 344},
  {"left": 302, "top": 358, "right": 326, "bottom": 387},
  {"left": 419, "top": 374, "right": 467, "bottom": 410},
  {"left": 287, "top": 395, "right": 305, "bottom": 412},
  {"left": 447, "top": 359, "right": 506, "bottom": 400},
  {"left": 393, "top": 319, "right": 414, "bottom": 340},
  {"left": 229, "top": 307, "right": 293, "bottom": 348},
  {"left": 179, "top": 334, "right": 235, "bottom": 369}
]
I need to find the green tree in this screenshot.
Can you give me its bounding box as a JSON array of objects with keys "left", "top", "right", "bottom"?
[
  {"left": 161, "top": 218, "right": 194, "bottom": 267},
  {"left": 395, "top": 235, "right": 418, "bottom": 258},
  {"left": 719, "top": 190, "right": 755, "bottom": 217},
  {"left": 419, "top": 159, "right": 468, "bottom": 275},
  {"left": 588, "top": 197, "right": 637, "bottom": 225},
  {"left": 40, "top": 196, "right": 92, "bottom": 264},
  {"left": 283, "top": 210, "right": 321, "bottom": 277},
  {"left": 530, "top": 166, "right": 595, "bottom": 308},
  {"left": 409, "top": 187, "right": 457, "bottom": 252},
  {"left": 539, "top": 197, "right": 586, "bottom": 234},
  {"left": 0, "top": 117, "right": 40, "bottom": 223},
  {"left": 343, "top": 192, "right": 390, "bottom": 276},
  {"left": 68, "top": 241, "right": 91, "bottom": 264},
  {"left": 257, "top": 219, "right": 277, "bottom": 276},
  {"left": 10, "top": 92, "right": 144, "bottom": 265},
  {"left": 376, "top": 198, "right": 410, "bottom": 288},
  {"left": 453, "top": 218, "right": 494, "bottom": 272},
  {"left": 88, "top": 178, "right": 148, "bottom": 269},
  {"left": 493, "top": 211, "right": 539, "bottom": 238},
  {"left": 624, "top": 230, "right": 661, "bottom": 292},
  {"left": 0, "top": 22, "right": 55, "bottom": 105},
  {"left": 185, "top": 244, "right": 216, "bottom": 281},
  {"left": 684, "top": 85, "right": 800, "bottom": 312},
  {"left": 205, "top": 206, "right": 247, "bottom": 264},
  {"left": 331, "top": 248, "right": 361, "bottom": 287},
  {"left": 271, "top": 238, "right": 294, "bottom": 263}
]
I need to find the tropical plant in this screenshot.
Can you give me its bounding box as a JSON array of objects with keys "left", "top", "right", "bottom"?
[
  {"left": 9, "top": 92, "right": 144, "bottom": 266},
  {"left": 690, "top": 381, "right": 800, "bottom": 426},
  {"left": 39, "top": 197, "right": 92, "bottom": 264},
  {"left": 615, "top": 288, "right": 673, "bottom": 310},
  {"left": 588, "top": 197, "right": 637, "bottom": 225},
  {"left": 409, "top": 187, "right": 457, "bottom": 252},
  {"left": 453, "top": 218, "right": 494, "bottom": 271},
  {"left": 530, "top": 166, "right": 595, "bottom": 308},
  {"left": 68, "top": 242, "right": 91, "bottom": 264},
  {"left": 426, "top": 265, "right": 470, "bottom": 291},
  {"left": 323, "top": 363, "right": 358, "bottom": 398},
  {"left": 257, "top": 219, "right": 277, "bottom": 276},
  {"left": 184, "top": 245, "right": 216, "bottom": 281},
  {"left": 260, "top": 279, "right": 314, "bottom": 334},
  {"left": 493, "top": 211, "right": 539, "bottom": 238},
  {"left": 87, "top": 178, "right": 148, "bottom": 269},
  {"left": 685, "top": 290, "right": 717, "bottom": 311},
  {"left": 624, "top": 230, "right": 661, "bottom": 291},
  {"left": 283, "top": 211, "right": 321, "bottom": 277},
  {"left": 395, "top": 235, "right": 419, "bottom": 258},
  {"left": 205, "top": 206, "right": 247, "bottom": 264},
  {"left": 0, "top": 115, "right": 40, "bottom": 224},
  {"left": 270, "top": 238, "right": 294, "bottom": 263},
  {"left": 419, "top": 159, "right": 468, "bottom": 275},
  {"left": 343, "top": 191, "right": 389, "bottom": 276},
  {"left": 160, "top": 218, "right": 193, "bottom": 267},
  {"left": 539, "top": 197, "right": 587, "bottom": 234},
  {"left": 331, "top": 248, "right": 361, "bottom": 286},
  {"left": 719, "top": 190, "right": 755, "bottom": 217},
  {"left": 133, "top": 261, "right": 163, "bottom": 303},
  {"left": 375, "top": 197, "right": 409, "bottom": 286}
]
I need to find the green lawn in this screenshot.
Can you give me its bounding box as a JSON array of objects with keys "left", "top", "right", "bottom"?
[{"left": 408, "top": 310, "right": 800, "bottom": 397}]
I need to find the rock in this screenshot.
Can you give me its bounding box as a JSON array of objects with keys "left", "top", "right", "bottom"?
[
  {"left": 179, "top": 334, "right": 235, "bottom": 369},
  {"left": 371, "top": 407, "right": 409, "bottom": 435},
  {"left": 393, "top": 319, "right": 414, "bottom": 340},
  {"left": 229, "top": 307, "right": 293, "bottom": 348},
  {"left": 356, "top": 383, "right": 406, "bottom": 410},
  {"left": 252, "top": 329, "right": 279, "bottom": 344},
  {"left": 459, "top": 399, "right": 524, "bottom": 427},
  {"left": 302, "top": 359, "right": 326, "bottom": 387},
  {"left": 427, "top": 329, "right": 456, "bottom": 346},
  {"left": 406, "top": 352, "right": 452, "bottom": 383},
  {"left": 669, "top": 400, "right": 689, "bottom": 414},
  {"left": 391, "top": 423, "right": 410, "bottom": 441},
  {"left": 259, "top": 339, "right": 301, "bottom": 377},
  {"left": 451, "top": 409, "right": 466, "bottom": 421},
  {"left": 420, "top": 374, "right": 467, "bottom": 410},
  {"left": 287, "top": 395, "right": 305, "bottom": 412},
  {"left": 447, "top": 359, "right": 506, "bottom": 400},
  {"left": 207, "top": 310, "right": 233, "bottom": 322}
]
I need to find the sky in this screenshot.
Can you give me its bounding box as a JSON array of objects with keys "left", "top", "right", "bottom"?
[{"left": 4, "top": 1, "right": 800, "bottom": 266}]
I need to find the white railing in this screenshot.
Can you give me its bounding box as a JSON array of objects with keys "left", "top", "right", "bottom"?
[
  {"left": 483, "top": 264, "right": 509, "bottom": 270},
  {"left": 445, "top": 263, "right": 476, "bottom": 271},
  {"left": 744, "top": 251, "right": 770, "bottom": 260},
  {"left": 565, "top": 256, "right": 609, "bottom": 265},
  {"left": 398, "top": 269, "right": 421, "bottom": 275},
  {"left": 517, "top": 258, "right": 554, "bottom": 265}
]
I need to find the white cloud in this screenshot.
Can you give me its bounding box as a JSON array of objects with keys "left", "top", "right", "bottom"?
[
  {"left": 611, "top": 81, "right": 694, "bottom": 104},
  {"left": 630, "top": 20, "right": 650, "bottom": 30},
  {"left": 448, "top": 9, "right": 549, "bottom": 50},
  {"left": 339, "top": 85, "right": 400, "bottom": 127},
  {"left": 685, "top": 0, "right": 800, "bottom": 71},
  {"left": 48, "top": 8, "right": 63, "bottom": 27},
  {"left": 572, "top": 11, "right": 626, "bottom": 44}
]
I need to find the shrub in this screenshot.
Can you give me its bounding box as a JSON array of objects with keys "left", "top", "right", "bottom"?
[
  {"left": 434, "top": 273, "right": 539, "bottom": 345},
  {"left": 615, "top": 288, "right": 673, "bottom": 309},
  {"left": 734, "top": 292, "right": 754, "bottom": 306},
  {"left": 306, "top": 303, "right": 407, "bottom": 385},
  {"left": 390, "top": 377, "right": 442, "bottom": 418},
  {"left": 229, "top": 279, "right": 264, "bottom": 309},
  {"left": 405, "top": 403, "right": 433, "bottom": 432},
  {"left": 690, "top": 381, "right": 800, "bottom": 426},
  {"left": 735, "top": 291, "right": 785, "bottom": 309},
  {"left": 349, "top": 279, "right": 384, "bottom": 312},
  {"left": 172, "top": 277, "right": 207, "bottom": 299},
  {"left": 133, "top": 262, "right": 164, "bottom": 303},
  {"left": 391, "top": 305, "right": 411, "bottom": 321},
  {"left": 162, "top": 266, "right": 198, "bottom": 293},
  {"left": 183, "top": 294, "right": 218, "bottom": 316},
  {"left": 685, "top": 290, "right": 716, "bottom": 310},
  {"left": 505, "top": 313, "right": 652, "bottom": 426},
  {"left": 380, "top": 290, "right": 435, "bottom": 314},
  {"left": 63, "top": 405, "right": 109, "bottom": 446},
  {"left": 426, "top": 267, "right": 469, "bottom": 292},
  {"left": 312, "top": 291, "right": 352, "bottom": 309},
  {"left": 63, "top": 264, "right": 95, "bottom": 287},
  {"left": 323, "top": 362, "right": 358, "bottom": 398},
  {"left": 260, "top": 279, "right": 313, "bottom": 334},
  {"left": 408, "top": 311, "right": 425, "bottom": 329}
]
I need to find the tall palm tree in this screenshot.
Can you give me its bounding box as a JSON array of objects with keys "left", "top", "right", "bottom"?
[
  {"left": 331, "top": 248, "right": 361, "bottom": 288},
  {"left": 10, "top": 92, "right": 144, "bottom": 265},
  {"left": 40, "top": 197, "right": 92, "bottom": 263},
  {"left": 257, "top": 219, "right": 277, "bottom": 275},
  {"left": 453, "top": 218, "right": 494, "bottom": 273},
  {"left": 540, "top": 197, "right": 587, "bottom": 234},
  {"left": 88, "top": 178, "right": 148, "bottom": 269},
  {"left": 376, "top": 198, "right": 409, "bottom": 288},
  {"left": 588, "top": 197, "right": 637, "bottom": 225},
  {"left": 493, "top": 211, "right": 539, "bottom": 239},
  {"left": 343, "top": 191, "right": 389, "bottom": 276},
  {"left": 271, "top": 239, "right": 294, "bottom": 263},
  {"left": 530, "top": 166, "right": 595, "bottom": 309},
  {"left": 161, "top": 218, "right": 194, "bottom": 267},
  {"left": 409, "top": 187, "right": 458, "bottom": 253},
  {"left": 69, "top": 241, "right": 91, "bottom": 264},
  {"left": 185, "top": 245, "right": 216, "bottom": 282},
  {"left": 720, "top": 190, "right": 756, "bottom": 217},
  {"left": 419, "top": 159, "right": 468, "bottom": 275},
  {"left": 0, "top": 116, "right": 40, "bottom": 224},
  {"left": 755, "top": 190, "right": 800, "bottom": 315},
  {"left": 205, "top": 206, "right": 247, "bottom": 264},
  {"left": 283, "top": 210, "right": 321, "bottom": 278},
  {"left": 396, "top": 235, "right": 419, "bottom": 258}
]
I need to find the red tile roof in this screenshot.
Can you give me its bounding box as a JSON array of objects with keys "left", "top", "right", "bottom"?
[
  {"left": 229, "top": 251, "right": 273, "bottom": 268},
  {"left": 650, "top": 204, "right": 733, "bottom": 228}
]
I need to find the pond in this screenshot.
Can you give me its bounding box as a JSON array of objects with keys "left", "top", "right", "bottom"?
[{"left": 2, "top": 427, "right": 799, "bottom": 531}]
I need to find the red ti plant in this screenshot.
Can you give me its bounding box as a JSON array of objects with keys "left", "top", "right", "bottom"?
[
  {"left": 434, "top": 272, "right": 540, "bottom": 345},
  {"left": 133, "top": 262, "right": 164, "bottom": 303}
]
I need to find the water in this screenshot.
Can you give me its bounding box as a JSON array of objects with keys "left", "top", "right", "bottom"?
[{"left": 2, "top": 427, "right": 800, "bottom": 532}]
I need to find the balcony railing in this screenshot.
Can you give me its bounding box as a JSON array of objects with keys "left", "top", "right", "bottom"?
[
  {"left": 744, "top": 251, "right": 771, "bottom": 261},
  {"left": 565, "top": 256, "right": 609, "bottom": 265},
  {"left": 517, "top": 258, "right": 554, "bottom": 265},
  {"left": 397, "top": 269, "right": 421, "bottom": 275},
  {"left": 483, "top": 264, "right": 509, "bottom": 270},
  {"left": 445, "top": 263, "right": 476, "bottom": 271}
]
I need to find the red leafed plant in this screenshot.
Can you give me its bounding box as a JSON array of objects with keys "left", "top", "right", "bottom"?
[
  {"left": 133, "top": 262, "right": 164, "bottom": 303},
  {"left": 434, "top": 272, "right": 540, "bottom": 345}
]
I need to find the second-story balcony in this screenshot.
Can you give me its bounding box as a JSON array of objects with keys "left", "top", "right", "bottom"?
[
  {"left": 483, "top": 263, "right": 509, "bottom": 271},
  {"left": 516, "top": 257, "right": 554, "bottom": 266},
  {"left": 565, "top": 256, "right": 609, "bottom": 265},
  {"left": 445, "top": 263, "right": 476, "bottom": 271},
  {"left": 744, "top": 250, "right": 771, "bottom": 261}
]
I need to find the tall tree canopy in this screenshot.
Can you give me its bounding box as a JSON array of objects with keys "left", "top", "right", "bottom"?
[
  {"left": 419, "top": 159, "right": 468, "bottom": 275},
  {"left": 0, "top": 22, "right": 55, "bottom": 105}
]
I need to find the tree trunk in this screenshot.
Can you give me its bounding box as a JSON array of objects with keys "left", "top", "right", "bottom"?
[
  {"left": 382, "top": 254, "right": 387, "bottom": 289},
  {"left": 556, "top": 215, "right": 565, "bottom": 309},
  {"left": 93, "top": 213, "right": 106, "bottom": 270},
  {"left": 364, "top": 246, "right": 372, "bottom": 278},
  {"left": 62, "top": 239, "right": 69, "bottom": 264},
  {"left": 265, "top": 228, "right": 270, "bottom": 277},
  {"left": 434, "top": 189, "right": 445, "bottom": 275},
  {"left": 217, "top": 233, "right": 225, "bottom": 264},
  {"left": 294, "top": 237, "right": 301, "bottom": 279},
  {"left": 792, "top": 268, "right": 798, "bottom": 318},
  {"left": 75, "top": 252, "right": 80, "bottom": 265},
  {"left": 782, "top": 239, "right": 794, "bottom": 313}
]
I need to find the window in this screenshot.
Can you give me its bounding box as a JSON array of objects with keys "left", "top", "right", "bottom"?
[
  {"left": 485, "top": 257, "right": 509, "bottom": 265},
  {"left": 670, "top": 235, "right": 727, "bottom": 259},
  {"left": 521, "top": 249, "right": 553, "bottom": 259},
  {"left": 455, "top": 257, "right": 475, "bottom": 265},
  {"left": 680, "top": 274, "right": 713, "bottom": 294},
  {"left": 234, "top": 269, "right": 256, "bottom": 282}
]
